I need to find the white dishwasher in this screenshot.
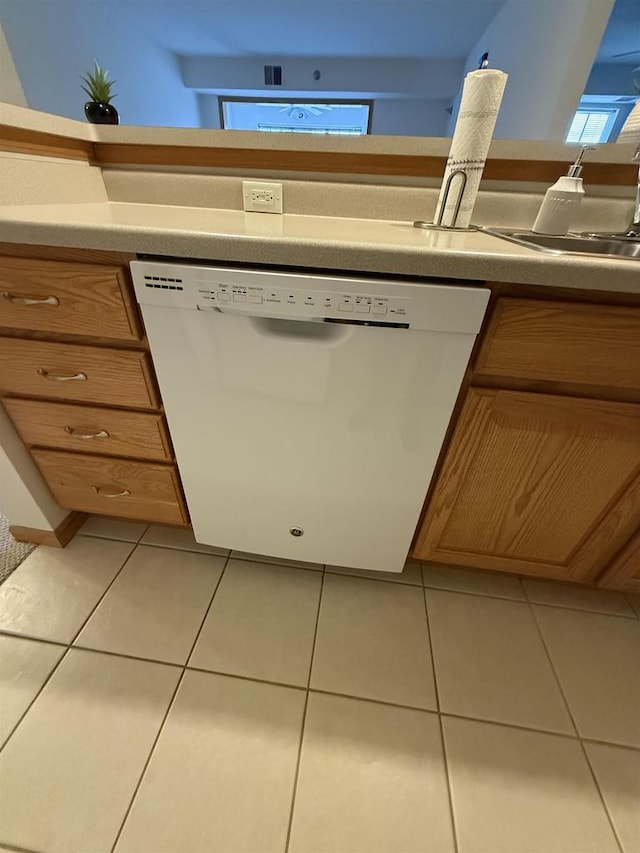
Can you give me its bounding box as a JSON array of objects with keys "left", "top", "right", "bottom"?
[{"left": 131, "top": 260, "right": 489, "bottom": 572}]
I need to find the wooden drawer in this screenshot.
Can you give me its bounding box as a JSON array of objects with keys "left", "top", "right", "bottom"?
[
  {"left": 0, "top": 338, "right": 159, "bottom": 409},
  {"left": 31, "top": 449, "right": 188, "bottom": 525},
  {"left": 0, "top": 256, "right": 141, "bottom": 341},
  {"left": 3, "top": 398, "right": 172, "bottom": 461},
  {"left": 475, "top": 298, "right": 640, "bottom": 392}
]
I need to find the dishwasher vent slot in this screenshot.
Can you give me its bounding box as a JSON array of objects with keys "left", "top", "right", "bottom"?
[{"left": 144, "top": 275, "right": 184, "bottom": 291}]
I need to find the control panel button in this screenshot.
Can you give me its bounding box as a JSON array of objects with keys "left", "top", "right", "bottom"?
[
  {"left": 248, "top": 295, "right": 263, "bottom": 304},
  {"left": 339, "top": 303, "right": 353, "bottom": 312},
  {"left": 355, "top": 304, "right": 371, "bottom": 314},
  {"left": 218, "top": 292, "right": 231, "bottom": 302},
  {"left": 233, "top": 293, "right": 247, "bottom": 302},
  {"left": 372, "top": 304, "right": 388, "bottom": 316}
]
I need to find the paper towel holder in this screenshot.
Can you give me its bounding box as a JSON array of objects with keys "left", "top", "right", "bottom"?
[{"left": 413, "top": 170, "right": 479, "bottom": 232}]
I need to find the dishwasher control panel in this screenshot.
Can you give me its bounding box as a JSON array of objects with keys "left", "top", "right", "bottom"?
[
  {"left": 132, "top": 261, "right": 412, "bottom": 325},
  {"left": 195, "top": 283, "right": 407, "bottom": 321},
  {"left": 131, "top": 260, "right": 491, "bottom": 335}
]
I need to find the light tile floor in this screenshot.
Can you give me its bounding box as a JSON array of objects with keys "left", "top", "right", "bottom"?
[{"left": 0, "top": 516, "right": 638, "bottom": 853}]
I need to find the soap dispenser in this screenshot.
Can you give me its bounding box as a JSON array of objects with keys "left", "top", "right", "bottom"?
[{"left": 532, "top": 146, "right": 595, "bottom": 236}]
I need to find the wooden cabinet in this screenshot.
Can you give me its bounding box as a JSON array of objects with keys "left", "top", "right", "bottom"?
[
  {"left": 597, "top": 531, "right": 640, "bottom": 593},
  {"left": 414, "top": 294, "right": 640, "bottom": 587},
  {"left": 413, "top": 388, "right": 640, "bottom": 583},
  {"left": 475, "top": 298, "right": 640, "bottom": 393},
  {"left": 0, "top": 338, "right": 159, "bottom": 408},
  {"left": 0, "top": 244, "right": 189, "bottom": 534},
  {"left": 0, "top": 256, "right": 141, "bottom": 341},
  {"left": 3, "top": 398, "right": 173, "bottom": 462},
  {"left": 31, "top": 449, "right": 188, "bottom": 525}
]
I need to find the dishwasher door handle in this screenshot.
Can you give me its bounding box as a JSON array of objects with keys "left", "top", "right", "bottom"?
[
  {"left": 201, "top": 304, "right": 408, "bottom": 330},
  {"left": 249, "top": 315, "right": 352, "bottom": 344},
  {"left": 201, "top": 304, "right": 353, "bottom": 344}
]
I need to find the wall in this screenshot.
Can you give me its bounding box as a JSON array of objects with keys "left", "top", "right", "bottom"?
[
  {"left": 0, "top": 150, "right": 108, "bottom": 206},
  {"left": 181, "top": 56, "right": 463, "bottom": 100},
  {"left": 185, "top": 57, "right": 461, "bottom": 137},
  {"left": 371, "top": 99, "right": 450, "bottom": 137},
  {"left": 0, "top": 20, "right": 26, "bottom": 106},
  {"left": 450, "top": 0, "right": 616, "bottom": 140},
  {"left": 0, "top": 1, "right": 199, "bottom": 127},
  {"left": 0, "top": 408, "right": 67, "bottom": 530},
  {"left": 0, "top": 147, "right": 105, "bottom": 527},
  {"left": 0, "top": 0, "right": 503, "bottom": 132},
  {"left": 586, "top": 62, "right": 638, "bottom": 95}
]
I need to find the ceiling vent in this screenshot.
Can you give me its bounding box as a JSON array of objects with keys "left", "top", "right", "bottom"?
[{"left": 264, "top": 65, "right": 283, "bottom": 86}]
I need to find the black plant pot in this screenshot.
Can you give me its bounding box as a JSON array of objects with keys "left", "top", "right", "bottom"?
[{"left": 84, "top": 101, "right": 119, "bottom": 124}]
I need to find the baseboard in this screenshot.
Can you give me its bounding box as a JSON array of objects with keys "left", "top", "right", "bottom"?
[{"left": 10, "top": 511, "right": 88, "bottom": 548}]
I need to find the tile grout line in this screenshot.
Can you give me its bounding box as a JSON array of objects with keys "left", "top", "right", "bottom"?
[
  {"left": 71, "top": 644, "right": 184, "bottom": 669},
  {"left": 0, "top": 541, "right": 141, "bottom": 758},
  {"left": 4, "top": 636, "right": 637, "bottom": 752},
  {"left": 284, "top": 566, "right": 326, "bottom": 853},
  {"left": 422, "top": 585, "right": 459, "bottom": 853},
  {"left": 2, "top": 630, "right": 637, "bottom": 750},
  {"left": 0, "top": 645, "right": 70, "bottom": 757},
  {"left": 80, "top": 529, "right": 230, "bottom": 559},
  {"left": 187, "top": 663, "right": 307, "bottom": 693},
  {"left": 69, "top": 541, "right": 141, "bottom": 646},
  {"left": 0, "top": 629, "right": 68, "bottom": 648},
  {"left": 109, "top": 553, "right": 231, "bottom": 853},
  {"left": 521, "top": 592, "right": 638, "bottom": 622},
  {"left": 581, "top": 735, "right": 640, "bottom": 751},
  {"left": 428, "top": 581, "right": 638, "bottom": 620},
  {"left": 527, "top": 600, "right": 625, "bottom": 853},
  {"left": 108, "top": 668, "right": 187, "bottom": 853},
  {"left": 326, "top": 569, "right": 421, "bottom": 588},
  {"left": 183, "top": 555, "right": 231, "bottom": 670},
  {"left": 3, "top": 534, "right": 634, "bottom": 848},
  {"left": 422, "top": 562, "right": 638, "bottom": 620},
  {"left": 623, "top": 592, "right": 640, "bottom": 619}
]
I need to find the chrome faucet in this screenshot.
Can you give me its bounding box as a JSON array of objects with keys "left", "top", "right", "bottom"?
[
  {"left": 629, "top": 143, "right": 640, "bottom": 237},
  {"left": 589, "top": 143, "right": 640, "bottom": 240}
]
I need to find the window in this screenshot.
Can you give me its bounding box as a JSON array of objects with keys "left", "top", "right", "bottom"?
[
  {"left": 566, "top": 109, "right": 619, "bottom": 144},
  {"left": 220, "top": 99, "right": 372, "bottom": 135}
]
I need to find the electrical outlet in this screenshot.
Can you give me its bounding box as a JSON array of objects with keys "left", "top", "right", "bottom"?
[{"left": 242, "top": 181, "right": 283, "bottom": 214}]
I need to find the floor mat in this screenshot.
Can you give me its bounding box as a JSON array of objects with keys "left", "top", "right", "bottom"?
[{"left": 0, "top": 512, "right": 35, "bottom": 586}]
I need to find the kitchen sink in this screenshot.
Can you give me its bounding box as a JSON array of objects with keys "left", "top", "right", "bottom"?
[{"left": 483, "top": 228, "right": 640, "bottom": 259}]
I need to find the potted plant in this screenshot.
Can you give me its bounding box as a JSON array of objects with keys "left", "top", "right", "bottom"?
[{"left": 81, "top": 61, "right": 118, "bottom": 124}]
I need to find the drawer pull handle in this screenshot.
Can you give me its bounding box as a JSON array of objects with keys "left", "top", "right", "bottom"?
[
  {"left": 92, "top": 486, "right": 131, "bottom": 498},
  {"left": 3, "top": 292, "right": 59, "bottom": 306},
  {"left": 64, "top": 427, "right": 109, "bottom": 440},
  {"left": 37, "top": 368, "right": 87, "bottom": 382}
]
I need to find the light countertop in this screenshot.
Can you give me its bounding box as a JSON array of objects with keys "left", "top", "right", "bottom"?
[{"left": 0, "top": 201, "right": 638, "bottom": 294}]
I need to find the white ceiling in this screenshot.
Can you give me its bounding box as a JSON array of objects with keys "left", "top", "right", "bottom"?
[{"left": 123, "top": 0, "right": 507, "bottom": 58}]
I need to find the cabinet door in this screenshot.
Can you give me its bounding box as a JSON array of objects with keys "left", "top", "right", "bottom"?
[
  {"left": 413, "top": 389, "right": 640, "bottom": 582},
  {"left": 597, "top": 530, "right": 640, "bottom": 592}
]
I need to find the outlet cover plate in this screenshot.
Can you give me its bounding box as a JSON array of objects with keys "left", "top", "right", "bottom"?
[{"left": 242, "top": 181, "right": 283, "bottom": 213}]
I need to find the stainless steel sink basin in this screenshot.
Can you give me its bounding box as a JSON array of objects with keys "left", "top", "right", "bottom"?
[{"left": 483, "top": 228, "right": 640, "bottom": 259}]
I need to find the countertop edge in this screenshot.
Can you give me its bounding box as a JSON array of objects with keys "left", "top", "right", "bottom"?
[{"left": 0, "top": 213, "right": 638, "bottom": 295}]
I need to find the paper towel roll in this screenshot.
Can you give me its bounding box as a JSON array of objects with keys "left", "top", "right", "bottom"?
[{"left": 435, "top": 68, "right": 508, "bottom": 228}]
